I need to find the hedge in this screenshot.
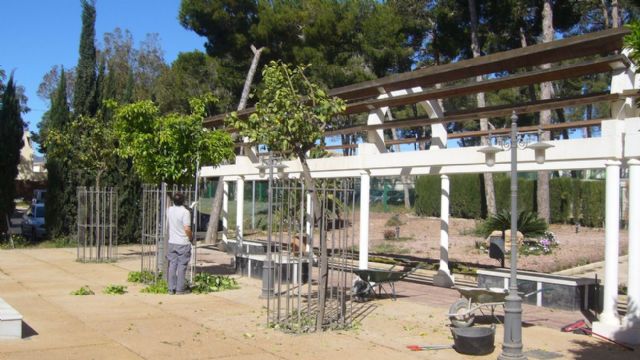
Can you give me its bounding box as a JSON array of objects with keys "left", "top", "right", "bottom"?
[
  {"left": 414, "top": 174, "right": 483, "bottom": 218},
  {"left": 414, "top": 174, "right": 605, "bottom": 226}
]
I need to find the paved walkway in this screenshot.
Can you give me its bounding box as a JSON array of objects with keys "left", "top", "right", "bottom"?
[
  {"left": 0, "top": 247, "right": 636, "bottom": 359},
  {"left": 555, "top": 255, "right": 628, "bottom": 286}
]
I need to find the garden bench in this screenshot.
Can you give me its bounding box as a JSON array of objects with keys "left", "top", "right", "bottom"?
[{"left": 0, "top": 297, "right": 22, "bottom": 339}]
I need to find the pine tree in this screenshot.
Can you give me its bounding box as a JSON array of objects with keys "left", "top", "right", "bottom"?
[
  {"left": 0, "top": 75, "right": 25, "bottom": 234},
  {"left": 73, "top": 0, "right": 98, "bottom": 117},
  {"left": 44, "top": 69, "right": 73, "bottom": 237}
]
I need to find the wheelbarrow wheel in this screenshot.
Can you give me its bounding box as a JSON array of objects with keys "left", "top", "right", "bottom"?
[{"left": 449, "top": 298, "right": 475, "bottom": 328}]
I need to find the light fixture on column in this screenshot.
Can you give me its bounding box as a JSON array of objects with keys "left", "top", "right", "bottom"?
[
  {"left": 528, "top": 141, "right": 554, "bottom": 164},
  {"left": 256, "top": 162, "right": 267, "bottom": 177},
  {"left": 478, "top": 128, "right": 553, "bottom": 166},
  {"left": 275, "top": 162, "right": 288, "bottom": 179},
  {"left": 478, "top": 144, "right": 502, "bottom": 166}
]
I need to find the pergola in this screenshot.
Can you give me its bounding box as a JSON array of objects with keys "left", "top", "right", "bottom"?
[{"left": 201, "top": 27, "right": 639, "bottom": 343}]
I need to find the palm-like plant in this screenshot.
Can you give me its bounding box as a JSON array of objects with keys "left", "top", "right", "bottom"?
[{"left": 483, "top": 209, "right": 548, "bottom": 238}]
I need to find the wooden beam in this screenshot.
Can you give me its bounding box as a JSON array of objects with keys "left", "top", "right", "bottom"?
[
  {"left": 344, "top": 55, "right": 628, "bottom": 115},
  {"left": 329, "top": 27, "right": 630, "bottom": 101},
  {"left": 447, "top": 119, "right": 604, "bottom": 140}
]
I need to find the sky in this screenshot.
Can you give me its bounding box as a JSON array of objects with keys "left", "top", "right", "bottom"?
[{"left": 1, "top": 0, "right": 205, "bottom": 136}]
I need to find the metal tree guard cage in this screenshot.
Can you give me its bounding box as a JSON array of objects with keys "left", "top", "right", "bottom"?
[
  {"left": 265, "top": 178, "right": 359, "bottom": 332},
  {"left": 77, "top": 186, "right": 119, "bottom": 262}
]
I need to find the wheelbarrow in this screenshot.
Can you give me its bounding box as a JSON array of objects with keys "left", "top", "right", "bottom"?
[
  {"left": 353, "top": 264, "right": 420, "bottom": 301},
  {"left": 448, "top": 286, "right": 542, "bottom": 327}
]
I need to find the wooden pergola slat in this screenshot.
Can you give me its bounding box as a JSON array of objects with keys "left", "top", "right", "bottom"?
[
  {"left": 343, "top": 55, "right": 628, "bottom": 115},
  {"left": 323, "top": 91, "right": 621, "bottom": 137}
]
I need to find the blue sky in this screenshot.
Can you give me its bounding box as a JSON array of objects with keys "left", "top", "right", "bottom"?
[{"left": 1, "top": 0, "right": 204, "bottom": 135}]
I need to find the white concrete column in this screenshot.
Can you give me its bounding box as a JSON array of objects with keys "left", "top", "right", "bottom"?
[
  {"left": 222, "top": 181, "right": 229, "bottom": 242},
  {"left": 439, "top": 175, "right": 451, "bottom": 273},
  {"left": 626, "top": 159, "right": 640, "bottom": 322},
  {"left": 359, "top": 171, "right": 371, "bottom": 269},
  {"left": 600, "top": 160, "right": 622, "bottom": 325},
  {"left": 434, "top": 174, "right": 454, "bottom": 287},
  {"left": 236, "top": 177, "right": 245, "bottom": 246},
  {"left": 306, "top": 193, "right": 312, "bottom": 239}
]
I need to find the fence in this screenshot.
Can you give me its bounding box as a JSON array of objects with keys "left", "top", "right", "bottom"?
[{"left": 77, "top": 186, "right": 118, "bottom": 262}]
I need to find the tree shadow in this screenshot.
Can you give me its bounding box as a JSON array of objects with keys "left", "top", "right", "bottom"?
[{"left": 565, "top": 338, "right": 636, "bottom": 359}]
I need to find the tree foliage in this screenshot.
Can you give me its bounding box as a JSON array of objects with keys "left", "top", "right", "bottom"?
[
  {"left": 154, "top": 51, "right": 232, "bottom": 114},
  {"left": 0, "top": 75, "right": 25, "bottom": 233},
  {"left": 179, "top": 0, "right": 421, "bottom": 94},
  {"left": 73, "top": 0, "right": 98, "bottom": 116},
  {"left": 44, "top": 113, "right": 118, "bottom": 188},
  {"left": 227, "top": 61, "right": 345, "bottom": 157},
  {"left": 114, "top": 95, "right": 235, "bottom": 184}
]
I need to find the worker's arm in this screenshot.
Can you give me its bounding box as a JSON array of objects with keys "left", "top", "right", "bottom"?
[{"left": 184, "top": 225, "right": 193, "bottom": 242}]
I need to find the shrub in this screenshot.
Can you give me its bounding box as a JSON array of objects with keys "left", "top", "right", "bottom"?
[
  {"left": 383, "top": 229, "right": 397, "bottom": 240},
  {"left": 385, "top": 214, "right": 404, "bottom": 227}
]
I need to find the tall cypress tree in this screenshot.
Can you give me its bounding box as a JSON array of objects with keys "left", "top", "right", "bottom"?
[
  {"left": 73, "top": 0, "right": 98, "bottom": 117},
  {"left": 44, "top": 69, "right": 72, "bottom": 237},
  {"left": 0, "top": 75, "right": 25, "bottom": 234}
]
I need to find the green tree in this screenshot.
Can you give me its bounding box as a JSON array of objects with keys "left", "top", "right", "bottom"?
[
  {"left": 44, "top": 113, "right": 118, "bottom": 189},
  {"left": 154, "top": 51, "right": 232, "bottom": 114},
  {"left": 73, "top": 0, "right": 98, "bottom": 116},
  {"left": 114, "top": 95, "right": 235, "bottom": 185},
  {"left": 40, "top": 69, "right": 75, "bottom": 237},
  {"left": 0, "top": 75, "right": 25, "bottom": 234},
  {"left": 227, "top": 61, "right": 345, "bottom": 331}
]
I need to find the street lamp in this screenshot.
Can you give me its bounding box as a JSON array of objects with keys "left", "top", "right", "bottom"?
[
  {"left": 478, "top": 112, "right": 553, "bottom": 360},
  {"left": 256, "top": 153, "right": 286, "bottom": 299}
]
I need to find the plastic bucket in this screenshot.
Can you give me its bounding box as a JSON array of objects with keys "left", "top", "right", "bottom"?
[{"left": 451, "top": 325, "right": 495, "bottom": 355}]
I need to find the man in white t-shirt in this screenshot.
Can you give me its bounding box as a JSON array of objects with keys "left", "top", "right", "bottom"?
[{"left": 166, "top": 192, "right": 193, "bottom": 294}]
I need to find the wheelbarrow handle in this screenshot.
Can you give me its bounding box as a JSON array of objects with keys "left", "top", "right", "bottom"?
[{"left": 521, "top": 288, "right": 545, "bottom": 298}]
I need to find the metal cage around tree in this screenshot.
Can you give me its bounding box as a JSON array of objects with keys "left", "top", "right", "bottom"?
[
  {"left": 76, "top": 186, "right": 118, "bottom": 262},
  {"left": 265, "top": 178, "right": 361, "bottom": 332}
]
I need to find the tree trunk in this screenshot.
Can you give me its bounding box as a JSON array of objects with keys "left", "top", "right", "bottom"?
[
  {"left": 205, "top": 45, "right": 264, "bottom": 244},
  {"left": 469, "top": 0, "right": 496, "bottom": 216},
  {"left": 537, "top": 0, "right": 554, "bottom": 222},
  {"left": 612, "top": 0, "right": 620, "bottom": 28},
  {"left": 602, "top": 0, "right": 611, "bottom": 29},
  {"left": 295, "top": 150, "right": 327, "bottom": 331}
]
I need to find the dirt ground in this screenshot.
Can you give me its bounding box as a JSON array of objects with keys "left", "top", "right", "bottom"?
[
  {"left": 364, "top": 212, "right": 629, "bottom": 274},
  {"left": 1, "top": 246, "right": 636, "bottom": 359}
]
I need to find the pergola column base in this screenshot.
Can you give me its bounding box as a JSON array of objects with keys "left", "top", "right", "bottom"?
[
  {"left": 619, "top": 318, "right": 640, "bottom": 345},
  {"left": 433, "top": 270, "right": 455, "bottom": 288},
  {"left": 592, "top": 320, "right": 640, "bottom": 345}
]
